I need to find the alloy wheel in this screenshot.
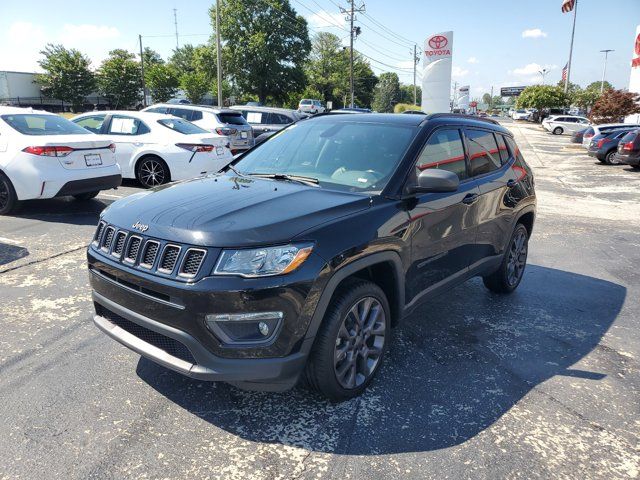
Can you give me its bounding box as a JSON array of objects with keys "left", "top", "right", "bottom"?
[
  {"left": 139, "top": 159, "right": 166, "bottom": 187},
  {"left": 506, "top": 229, "right": 528, "bottom": 286},
  {"left": 607, "top": 151, "right": 620, "bottom": 165},
  {"left": 334, "top": 296, "right": 386, "bottom": 389}
]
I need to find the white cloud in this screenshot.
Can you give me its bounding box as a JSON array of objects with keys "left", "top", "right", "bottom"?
[
  {"left": 452, "top": 66, "right": 469, "bottom": 78},
  {"left": 467, "top": 56, "right": 479, "bottom": 64},
  {"left": 522, "top": 28, "right": 547, "bottom": 39},
  {"left": 510, "top": 63, "right": 556, "bottom": 76}
]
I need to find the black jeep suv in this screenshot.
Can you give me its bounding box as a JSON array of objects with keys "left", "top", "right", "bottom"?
[{"left": 88, "top": 113, "right": 536, "bottom": 400}]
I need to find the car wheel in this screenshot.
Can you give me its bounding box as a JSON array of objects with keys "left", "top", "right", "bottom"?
[
  {"left": 0, "top": 172, "right": 20, "bottom": 215},
  {"left": 136, "top": 156, "right": 170, "bottom": 188},
  {"left": 305, "top": 279, "right": 390, "bottom": 401},
  {"left": 483, "top": 223, "right": 529, "bottom": 294},
  {"left": 553, "top": 127, "right": 563, "bottom": 135},
  {"left": 605, "top": 150, "right": 620, "bottom": 165},
  {"left": 72, "top": 191, "right": 100, "bottom": 201}
]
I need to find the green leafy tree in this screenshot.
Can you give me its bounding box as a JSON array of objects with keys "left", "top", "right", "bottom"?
[
  {"left": 590, "top": 89, "right": 640, "bottom": 123},
  {"left": 516, "top": 85, "right": 568, "bottom": 114},
  {"left": 97, "top": 49, "right": 142, "bottom": 108},
  {"left": 556, "top": 80, "right": 582, "bottom": 104},
  {"left": 35, "top": 44, "right": 95, "bottom": 111},
  {"left": 573, "top": 89, "right": 601, "bottom": 110},
  {"left": 146, "top": 63, "right": 179, "bottom": 103},
  {"left": 586, "top": 80, "right": 613, "bottom": 92},
  {"left": 169, "top": 44, "right": 198, "bottom": 74},
  {"left": 142, "top": 47, "right": 164, "bottom": 67},
  {"left": 372, "top": 72, "right": 400, "bottom": 113},
  {"left": 399, "top": 84, "right": 421, "bottom": 105},
  {"left": 211, "top": 0, "right": 311, "bottom": 104},
  {"left": 482, "top": 93, "right": 492, "bottom": 106},
  {"left": 180, "top": 71, "right": 209, "bottom": 104}
]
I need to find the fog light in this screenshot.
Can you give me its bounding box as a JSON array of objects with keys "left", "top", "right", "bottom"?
[{"left": 205, "top": 311, "right": 283, "bottom": 344}]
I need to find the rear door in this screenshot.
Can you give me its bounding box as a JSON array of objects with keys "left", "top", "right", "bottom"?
[
  {"left": 104, "top": 115, "right": 152, "bottom": 177},
  {"left": 405, "top": 127, "right": 481, "bottom": 304},
  {"left": 464, "top": 128, "right": 518, "bottom": 265}
]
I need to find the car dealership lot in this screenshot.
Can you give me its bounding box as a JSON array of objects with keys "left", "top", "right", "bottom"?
[{"left": 1, "top": 121, "right": 639, "bottom": 479}]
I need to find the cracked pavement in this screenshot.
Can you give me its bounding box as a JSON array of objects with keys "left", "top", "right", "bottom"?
[{"left": 0, "top": 120, "right": 639, "bottom": 479}]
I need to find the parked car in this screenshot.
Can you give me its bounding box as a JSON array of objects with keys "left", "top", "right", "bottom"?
[
  {"left": 582, "top": 123, "right": 640, "bottom": 148},
  {"left": 570, "top": 128, "right": 587, "bottom": 144},
  {"left": 230, "top": 105, "right": 308, "bottom": 137},
  {"left": 298, "top": 99, "right": 325, "bottom": 114},
  {"left": 72, "top": 111, "right": 232, "bottom": 188},
  {"left": 587, "top": 128, "right": 637, "bottom": 164},
  {"left": 88, "top": 112, "right": 536, "bottom": 400},
  {"left": 0, "top": 107, "right": 121, "bottom": 215},
  {"left": 142, "top": 104, "right": 254, "bottom": 154},
  {"left": 542, "top": 115, "right": 590, "bottom": 135},
  {"left": 512, "top": 109, "right": 530, "bottom": 121},
  {"left": 613, "top": 129, "right": 640, "bottom": 169}
]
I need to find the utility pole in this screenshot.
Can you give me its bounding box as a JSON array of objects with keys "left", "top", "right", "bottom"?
[
  {"left": 412, "top": 44, "right": 420, "bottom": 105},
  {"left": 490, "top": 85, "right": 494, "bottom": 109},
  {"left": 173, "top": 8, "right": 179, "bottom": 49},
  {"left": 564, "top": 0, "right": 578, "bottom": 93},
  {"left": 215, "top": 0, "right": 223, "bottom": 107},
  {"left": 599, "top": 49, "right": 614, "bottom": 94},
  {"left": 340, "top": 1, "right": 365, "bottom": 108},
  {"left": 139, "top": 34, "right": 147, "bottom": 107}
]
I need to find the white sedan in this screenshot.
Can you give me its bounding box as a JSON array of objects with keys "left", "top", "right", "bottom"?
[
  {"left": 0, "top": 107, "right": 121, "bottom": 215},
  {"left": 72, "top": 111, "right": 233, "bottom": 188},
  {"left": 542, "top": 115, "right": 590, "bottom": 135}
]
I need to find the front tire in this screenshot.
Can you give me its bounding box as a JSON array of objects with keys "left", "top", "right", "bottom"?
[
  {"left": 305, "top": 280, "right": 390, "bottom": 401},
  {"left": 605, "top": 150, "right": 619, "bottom": 165},
  {"left": 0, "top": 172, "right": 19, "bottom": 215},
  {"left": 72, "top": 191, "right": 99, "bottom": 201},
  {"left": 553, "top": 127, "right": 563, "bottom": 135},
  {"left": 136, "top": 156, "right": 170, "bottom": 188},
  {"left": 483, "top": 223, "right": 529, "bottom": 294}
]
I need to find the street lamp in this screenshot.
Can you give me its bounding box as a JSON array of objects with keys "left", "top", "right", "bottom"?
[
  {"left": 599, "top": 49, "right": 614, "bottom": 94},
  {"left": 538, "top": 68, "right": 548, "bottom": 85}
]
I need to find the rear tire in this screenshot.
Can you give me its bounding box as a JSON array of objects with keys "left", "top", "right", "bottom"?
[
  {"left": 605, "top": 150, "right": 619, "bottom": 165},
  {"left": 553, "top": 127, "right": 563, "bottom": 135},
  {"left": 304, "top": 279, "right": 390, "bottom": 401},
  {"left": 0, "top": 172, "right": 19, "bottom": 215},
  {"left": 136, "top": 156, "right": 170, "bottom": 188},
  {"left": 483, "top": 223, "right": 529, "bottom": 294},
  {"left": 72, "top": 191, "right": 99, "bottom": 201}
]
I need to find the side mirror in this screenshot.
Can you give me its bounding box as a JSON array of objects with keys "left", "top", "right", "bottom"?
[{"left": 407, "top": 169, "right": 459, "bottom": 195}]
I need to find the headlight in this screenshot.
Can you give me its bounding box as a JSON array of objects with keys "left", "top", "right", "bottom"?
[{"left": 213, "top": 243, "right": 314, "bottom": 277}]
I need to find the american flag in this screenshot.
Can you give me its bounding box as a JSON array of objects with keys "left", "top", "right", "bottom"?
[
  {"left": 562, "top": 0, "right": 575, "bottom": 13},
  {"left": 561, "top": 63, "right": 568, "bottom": 82}
]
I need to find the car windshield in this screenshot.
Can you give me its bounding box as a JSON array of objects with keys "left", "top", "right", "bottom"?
[
  {"left": 300, "top": 100, "right": 312, "bottom": 105},
  {"left": 217, "top": 112, "right": 248, "bottom": 125},
  {"left": 1, "top": 113, "right": 91, "bottom": 136},
  {"left": 157, "top": 118, "right": 207, "bottom": 134},
  {"left": 232, "top": 119, "right": 417, "bottom": 193}
]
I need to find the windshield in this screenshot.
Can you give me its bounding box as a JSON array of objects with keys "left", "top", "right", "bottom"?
[
  {"left": 233, "top": 119, "right": 417, "bottom": 193},
  {"left": 217, "top": 113, "right": 248, "bottom": 125},
  {"left": 158, "top": 118, "right": 207, "bottom": 134},
  {"left": 1, "top": 114, "right": 91, "bottom": 136}
]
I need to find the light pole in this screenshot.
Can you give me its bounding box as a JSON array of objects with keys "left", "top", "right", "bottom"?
[
  {"left": 599, "top": 49, "right": 614, "bottom": 94},
  {"left": 538, "top": 68, "right": 548, "bottom": 84}
]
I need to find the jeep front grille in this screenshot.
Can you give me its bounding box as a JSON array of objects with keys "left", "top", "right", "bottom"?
[
  {"left": 158, "top": 245, "right": 181, "bottom": 273},
  {"left": 112, "top": 231, "right": 127, "bottom": 258},
  {"left": 94, "top": 221, "right": 106, "bottom": 244},
  {"left": 101, "top": 227, "right": 115, "bottom": 251},
  {"left": 125, "top": 236, "right": 142, "bottom": 263},
  {"left": 179, "top": 249, "right": 206, "bottom": 277},
  {"left": 140, "top": 240, "right": 160, "bottom": 268}
]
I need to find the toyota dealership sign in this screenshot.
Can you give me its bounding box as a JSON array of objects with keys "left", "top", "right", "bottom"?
[
  {"left": 630, "top": 25, "right": 640, "bottom": 94},
  {"left": 422, "top": 31, "right": 454, "bottom": 113}
]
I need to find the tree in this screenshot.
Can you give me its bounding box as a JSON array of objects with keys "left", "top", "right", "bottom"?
[
  {"left": 211, "top": 0, "right": 311, "bottom": 104},
  {"left": 399, "top": 84, "right": 421, "bottom": 105},
  {"left": 146, "top": 63, "right": 179, "bottom": 103},
  {"left": 482, "top": 93, "right": 492, "bottom": 106},
  {"left": 516, "top": 85, "right": 568, "bottom": 114},
  {"left": 573, "top": 89, "right": 601, "bottom": 111},
  {"left": 180, "top": 71, "right": 209, "bottom": 104},
  {"left": 35, "top": 44, "right": 95, "bottom": 111},
  {"left": 372, "top": 72, "right": 400, "bottom": 113},
  {"left": 142, "top": 47, "right": 164, "bottom": 67},
  {"left": 586, "top": 80, "right": 613, "bottom": 92},
  {"left": 169, "top": 44, "right": 197, "bottom": 74},
  {"left": 590, "top": 89, "right": 640, "bottom": 123},
  {"left": 97, "top": 49, "right": 142, "bottom": 108},
  {"left": 556, "top": 80, "right": 582, "bottom": 104}
]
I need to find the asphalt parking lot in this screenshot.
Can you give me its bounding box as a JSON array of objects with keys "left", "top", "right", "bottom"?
[{"left": 1, "top": 120, "right": 639, "bottom": 479}]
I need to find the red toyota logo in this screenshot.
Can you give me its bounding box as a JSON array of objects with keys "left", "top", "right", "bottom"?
[
  {"left": 636, "top": 33, "right": 640, "bottom": 55},
  {"left": 428, "top": 35, "right": 448, "bottom": 49}
]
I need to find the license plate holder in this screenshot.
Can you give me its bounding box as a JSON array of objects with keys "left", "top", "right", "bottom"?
[{"left": 84, "top": 153, "right": 102, "bottom": 166}]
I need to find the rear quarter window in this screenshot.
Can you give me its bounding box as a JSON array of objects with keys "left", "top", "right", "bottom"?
[
  {"left": 465, "top": 129, "right": 501, "bottom": 176},
  {"left": 217, "top": 113, "right": 248, "bottom": 125}
]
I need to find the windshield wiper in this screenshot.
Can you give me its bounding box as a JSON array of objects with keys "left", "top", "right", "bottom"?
[
  {"left": 248, "top": 173, "right": 319, "bottom": 187},
  {"left": 225, "top": 163, "right": 244, "bottom": 176}
]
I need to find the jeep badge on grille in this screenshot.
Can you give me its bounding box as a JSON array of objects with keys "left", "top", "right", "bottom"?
[{"left": 132, "top": 221, "right": 149, "bottom": 233}]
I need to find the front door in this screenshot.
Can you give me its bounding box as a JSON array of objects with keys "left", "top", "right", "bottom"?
[
  {"left": 105, "top": 115, "right": 151, "bottom": 178},
  {"left": 405, "top": 127, "right": 480, "bottom": 306}
]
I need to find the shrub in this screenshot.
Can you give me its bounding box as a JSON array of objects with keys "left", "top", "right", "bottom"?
[{"left": 394, "top": 103, "right": 422, "bottom": 113}]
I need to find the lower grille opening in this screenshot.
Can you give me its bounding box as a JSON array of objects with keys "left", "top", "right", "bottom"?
[
  {"left": 95, "top": 303, "right": 196, "bottom": 365},
  {"left": 91, "top": 267, "right": 172, "bottom": 303}
]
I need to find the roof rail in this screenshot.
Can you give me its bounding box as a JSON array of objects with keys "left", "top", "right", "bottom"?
[{"left": 425, "top": 113, "right": 500, "bottom": 125}]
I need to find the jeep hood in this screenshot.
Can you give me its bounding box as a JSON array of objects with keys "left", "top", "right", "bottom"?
[{"left": 102, "top": 174, "right": 372, "bottom": 247}]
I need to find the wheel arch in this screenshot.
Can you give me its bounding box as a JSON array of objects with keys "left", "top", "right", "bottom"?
[
  {"left": 517, "top": 210, "right": 535, "bottom": 237},
  {"left": 134, "top": 153, "right": 171, "bottom": 183}
]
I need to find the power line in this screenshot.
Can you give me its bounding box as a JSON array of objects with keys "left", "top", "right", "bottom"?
[{"left": 361, "top": 12, "right": 418, "bottom": 46}]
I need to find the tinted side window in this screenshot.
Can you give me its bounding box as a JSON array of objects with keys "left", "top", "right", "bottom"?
[
  {"left": 270, "top": 113, "right": 292, "bottom": 125},
  {"left": 190, "top": 110, "right": 203, "bottom": 121},
  {"left": 74, "top": 115, "right": 105, "bottom": 133},
  {"left": 147, "top": 106, "right": 168, "bottom": 114},
  {"left": 416, "top": 128, "right": 468, "bottom": 180},
  {"left": 495, "top": 134, "right": 509, "bottom": 164},
  {"left": 169, "top": 108, "right": 193, "bottom": 121},
  {"left": 465, "top": 129, "right": 501, "bottom": 176},
  {"left": 108, "top": 116, "right": 149, "bottom": 135}
]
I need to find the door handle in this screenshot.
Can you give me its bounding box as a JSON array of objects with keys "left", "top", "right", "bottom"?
[
  {"left": 462, "top": 193, "right": 479, "bottom": 205},
  {"left": 506, "top": 179, "right": 517, "bottom": 188}
]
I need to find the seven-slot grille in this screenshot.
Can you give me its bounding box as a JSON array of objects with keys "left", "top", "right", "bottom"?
[
  {"left": 180, "top": 249, "right": 206, "bottom": 277},
  {"left": 92, "top": 223, "right": 209, "bottom": 279}
]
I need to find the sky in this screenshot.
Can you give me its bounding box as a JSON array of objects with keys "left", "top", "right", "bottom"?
[{"left": 1, "top": 0, "right": 639, "bottom": 99}]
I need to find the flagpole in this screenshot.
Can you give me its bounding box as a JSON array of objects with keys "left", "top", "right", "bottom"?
[{"left": 564, "top": 0, "right": 578, "bottom": 93}]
